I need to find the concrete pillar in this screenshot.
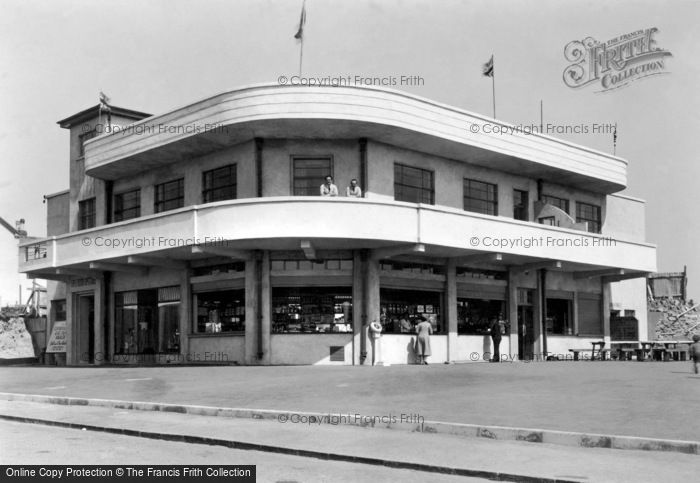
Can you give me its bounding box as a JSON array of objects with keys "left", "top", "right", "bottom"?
[
  {"left": 572, "top": 291, "right": 580, "bottom": 336},
  {"left": 507, "top": 270, "right": 518, "bottom": 357},
  {"left": 245, "top": 252, "right": 271, "bottom": 365},
  {"left": 602, "top": 280, "right": 612, "bottom": 345},
  {"left": 364, "top": 257, "right": 381, "bottom": 365},
  {"left": 352, "top": 250, "right": 364, "bottom": 365},
  {"left": 179, "top": 268, "right": 191, "bottom": 360},
  {"left": 533, "top": 272, "right": 543, "bottom": 357},
  {"left": 260, "top": 251, "right": 272, "bottom": 364},
  {"left": 65, "top": 290, "right": 74, "bottom": 365},
  {"left": 445, "top": 259, "right": 457, "bottom": 362},
  {"left": 93, "top": 277, "right": 104, "bottom": 365}
]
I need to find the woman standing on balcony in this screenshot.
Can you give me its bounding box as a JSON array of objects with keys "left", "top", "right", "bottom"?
[{"left": 415, "top": 316, "right": 432, "bottom": 365}]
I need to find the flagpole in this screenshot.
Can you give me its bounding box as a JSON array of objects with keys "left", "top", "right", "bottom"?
[
  {"left": 492, "top": 55, "right": 496, "bottom": 118},
  {"left": 299, "top": 32, "right": 304, "bottom": 77}
]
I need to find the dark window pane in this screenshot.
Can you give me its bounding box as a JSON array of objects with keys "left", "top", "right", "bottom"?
[
  {"left": 464, "top": 179, "right": 498, "bottom": 215},
  {"left": 293, "top": 158, "right": 332, "bottom": 196},
  {"left": 394, "top": 164, "right": 434, "bottom": 204},
  {"left": 114, "top": 189, "right": 141, "bottom": 222},
  {"left": 576, "top": 201, "right": 601, "bottom": 233},
  {"left": 155, "top": 178, "right": 184, "bottom": 213},
  {"left": 203, "top": 165, "right": 236, "bottom": 203}
]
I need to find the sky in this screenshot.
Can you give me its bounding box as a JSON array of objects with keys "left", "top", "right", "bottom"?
[{"left": 0, "top": 0, "right": 698, "bottom": 305}]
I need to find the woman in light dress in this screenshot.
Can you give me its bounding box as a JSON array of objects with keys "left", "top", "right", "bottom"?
[{"left": 414, "top": 316, "right": 433, "bottom": 365}]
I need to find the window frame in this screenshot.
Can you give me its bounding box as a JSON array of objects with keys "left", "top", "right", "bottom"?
[
  {"left": 113, "top": 188, "right": 141, "bottom": 222},
  {"left": 542, "top": 194, "right": 570, "bottom": 215},
  {"left": 202, "top": 164, "right": 237, "bottom": 203},
  {"left": 291, "top": 156, "right": 334, "bottom": 196},
  {"left": 78, "top": 197, "right": 96, "bottom": 230},
  {"left": 463, "top": 178, "right": 498, "bottom": 216},
  {"left": 576, "top": 201, "right": 602, "bottom": 233},
  {"left": 393, "top": 163, "right": 435, "bottom": 205},
  {"left": 154, "top": 178, "right": 185, "bottom": 213},
  {"left": 513, "top": 189, "right": 529, "bottom": 221}
]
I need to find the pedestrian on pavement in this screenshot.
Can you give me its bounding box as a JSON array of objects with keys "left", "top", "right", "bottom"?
[
  {"left": 691, "top": 334, "right": 700, "bottom": 374},
  {"left": 490, "top": 317, "right": 502, "bottom": 362},
  {"left": 415, "top": 316, "right": 432, "bottom": 365}
]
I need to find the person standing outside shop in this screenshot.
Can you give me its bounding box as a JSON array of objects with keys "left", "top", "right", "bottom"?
[
  {"left": 415, "top": 316, "right": 432, "bottom": 365},
  {"left": 691, "top": 334, "right": 700, "bottom": 374},
  {"left": 320, "top": 175, "right": 338, "bottom": 197},
  {"left": 490, "top": 317, "right": 502, "bottom": 362},
  {"left": 346, "top": 178, "right": 362, "bottom": 198}
]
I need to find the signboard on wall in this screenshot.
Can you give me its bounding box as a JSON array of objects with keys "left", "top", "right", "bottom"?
[{"left": 46, "top": 321, "right": 67, "bottom": 353}]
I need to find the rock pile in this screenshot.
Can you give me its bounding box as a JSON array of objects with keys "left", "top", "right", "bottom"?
[
  {"left": 648, "top": 297, "right": 699, "bottom": 339},
  {"left": 0, "top": 317, "right": 36, "bottom": 359}
]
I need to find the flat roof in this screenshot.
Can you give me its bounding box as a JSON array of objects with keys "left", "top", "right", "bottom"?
[{"left": 57, "top": 105, "right": 151, "bottom": 129}]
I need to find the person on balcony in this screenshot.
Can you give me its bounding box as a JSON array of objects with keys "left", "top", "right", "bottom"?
[
  {"left": 346, "top": 179, "right": 362, "bottom": 198},
  {"left": 320, "top": 176, "right": 338, "bottom": 196}
]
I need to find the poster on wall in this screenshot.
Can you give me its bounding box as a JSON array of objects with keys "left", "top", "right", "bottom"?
[{"left": 45, "top": 321, "right": 67, "bottom": 353}]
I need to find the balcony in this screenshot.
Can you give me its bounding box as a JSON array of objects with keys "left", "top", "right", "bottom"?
[
  {"left": 83, "top": 84, "right": 627, "bottom": 193},
  {"left": 19, "top": 197, "right": 656, "bottom": 278}
]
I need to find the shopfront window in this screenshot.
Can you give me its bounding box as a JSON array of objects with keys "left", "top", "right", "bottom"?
[
  {"left": 546, "top": 298, "right": 572, "bottom": 335},
  {"left": 380, "top": 288, "right": 442, "bottom": 334},
  {"left": 457, "top": 298, "right": 505, "bottom": 335},
  {"left": 272, "top": 287, "right": 352, "bottom": 334},
  {"left": 195, "top": 290, "right": 245, "bottom": 334},
  {"left": 116, "top": 288, "right": 181, "bottom": 354}
]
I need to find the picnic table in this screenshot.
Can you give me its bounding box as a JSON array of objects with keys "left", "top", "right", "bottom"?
[{"left": 568, "top": 341, "right": 608, "bottom": 361}]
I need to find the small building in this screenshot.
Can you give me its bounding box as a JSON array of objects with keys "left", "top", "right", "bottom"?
[{"left": 20, "top": 85, "right": 656, "bottom": 365}]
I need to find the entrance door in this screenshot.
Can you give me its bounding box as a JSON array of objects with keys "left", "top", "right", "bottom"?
[
  {"left": 518, "top": 305, "right": 534, "bottom": 360},
  {"left": 77, "top": 294, "right": 95, "bottom": 363}
]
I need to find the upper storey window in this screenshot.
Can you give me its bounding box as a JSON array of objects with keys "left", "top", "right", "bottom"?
[
  {"left": 203, "top": 165, "right": 237, "bottom": 203},
  {"left": 394, "top": 163, "right": 434, "bottom": 204},
  {"left": 463, "top": 178, "right": 498, "bottom": 216},
  {"left": 542, "top": 194, "right": 570, "bottom": 214},
  {"left": 114, "top": 189, "right": 141, "bottom": 222},
  {"left": 78, "top": 198, "right": 96, "bottom": 229},
  {"left": 513, "top": 189, "right": 529, "bottom": 221},
  {"left": 576, "top": 201, "right": 602, "bottom": 233},
  {"left": 293, "top": 157, "right": 333, "bottom": 196},
  {"left": 155, "top": 178, "right": 184, "bottom": 213}
]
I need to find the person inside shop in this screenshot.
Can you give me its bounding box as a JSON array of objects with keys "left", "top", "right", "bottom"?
[
  {"left": 320, "top": 175, "right": 339, "bottom": 197},
  {"left": 489, "top": 316, "right": 502, "bottom": 362},
  {"left": 414, "top": 315, "right": 433, "bottom": 365},
  {"left": 346, "top": 178, "right": 362, "bottom": 198},
  {"left": 399, "top": 313, "right": 412, "bottom": 333}
]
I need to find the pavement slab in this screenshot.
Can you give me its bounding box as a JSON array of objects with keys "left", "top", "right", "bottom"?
[{"left": 0, "top": 400, "right": 698, "bottom": 483}]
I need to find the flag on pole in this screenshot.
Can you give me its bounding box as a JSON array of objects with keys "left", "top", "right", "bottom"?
[
  {"left": 294, "top": 1, "right": 306, "bottom": 40},
  {"left": 482, "top": 55, "right": 494, "bottom": 77},
  {"left": 99, "top": 91, "right": 112, "bottom": 112}
]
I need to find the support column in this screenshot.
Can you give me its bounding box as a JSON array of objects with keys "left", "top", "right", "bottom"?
[
  {"left": 65, "top": 289, "right": 74, "bottom": 365},
  {"left": 507, "top": 270, "right": 518, "bottom": 357},
  {"left": 246, "top": 251, "right": 271, "bottom": 365},
  {"left": 602, "top": 280, "right": 612, "bottom": 345},
  {"left": 352, "top": 250, "right": 364, "bottom": 365},
  {"left": 179, "top": 268, "right": 191, "bottom": 360},
  {"left": 364, "top": 257, "right": 381, "bottom": 365},
  {"left": 260, "top": 250, "right": 272, "bottom": 364},
  {"left": 539, "top": 269, "right": 548, "bottom": 356},
  {"left": 445, "top": 259, "right": 457, "bottom": 362},
  {"left": 533, "top": 272, "right": 543, "bottom": 357},
  {"left": 93, "top": 276, "right": 105, "bottom": 366}
]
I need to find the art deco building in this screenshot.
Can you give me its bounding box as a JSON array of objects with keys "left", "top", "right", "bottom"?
[{"left": 20, "top": 85, "right": 656, "bottom": 365}]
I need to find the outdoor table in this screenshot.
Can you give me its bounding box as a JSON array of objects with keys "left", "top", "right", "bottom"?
[{"left": 590, "top": 341, "right": 605, "bottom": 360}]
